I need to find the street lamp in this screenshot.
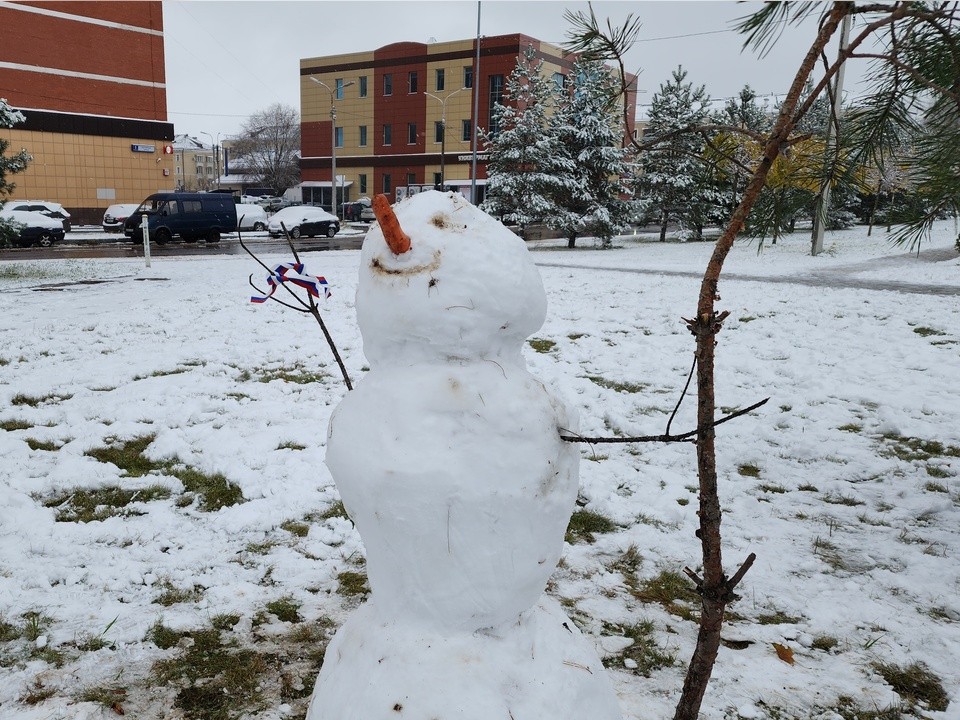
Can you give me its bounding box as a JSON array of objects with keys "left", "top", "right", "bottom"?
[
  {"left": 424, "top": 87, "right": 468, "bottom": 188},
  {"left": 310, "top": 77, "right": 354, "bottom": 214},
  {"left": 200, "top": 131, "right": 222, "bottom": 189}
]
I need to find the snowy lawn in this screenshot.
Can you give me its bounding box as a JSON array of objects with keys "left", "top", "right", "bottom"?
[{"left": 1, "top": 221, "right": 958, "bottom": 719}]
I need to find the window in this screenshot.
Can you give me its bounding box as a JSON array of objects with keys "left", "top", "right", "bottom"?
[
  {"left": 435, "top": 68, "right": 445, "bottom": 91},
  {"left": 464, "top": 65, "right": 473, "bottom": 89},
  {"left": 488, "top": 74, "right": 505, "bottom": 136},
  {"left": 163, "top": 200, "right": 179, "bottom": 215},
  {"left": 181, "top": 200, "right": 202, "bottom": 213},
  {"left": 407, "top": 172, "right": 416, "bottom": 186},
  {"left": 383, "top": 124, "right": 392, "bottom": 145},
  {"left": 408, "top": 122, "right": 417, "bottom": 144},
  {"left": 359, "top": 174, "right": 367, "bottom": 194},
  {"left": 434, "top": 120, "right": 444, "bottom": 143},
  {"left": 382, "top": 173, "right": 391, "bottom": 193},
  {"left": 461, "top": 119, "right": 472, "bottom": 142},
  {"left": 335, "top": 126, "right": 343, "bottom": 148},
  {"left": 433, "top": 172, "right": 442, "bottom": 187},
  {"left": 359, "top": 125, "right": 367, "bottom": 146},
  {"left": 335, "top": 78, "right": 345, "bottom": 99},
  {"left": 408, "top": 71, "right": 418, "bottom": 94},
  {"left": 383, "top": 73, "right": 392, "bottom": 96},
  {"left": 552, "top": 72, "right": 566, "bottom": 91},
  {"left": 359, "top": 75, "right": 368, "bottom": 97}
]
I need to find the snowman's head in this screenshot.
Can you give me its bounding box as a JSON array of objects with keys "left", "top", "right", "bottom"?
[{"left": 357, "top": 190, "right": 547, "bottom": 367}]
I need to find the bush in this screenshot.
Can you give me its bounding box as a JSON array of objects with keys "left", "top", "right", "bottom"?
[{"left": 0, "top": 216, "right": 22, "bottom": 249}]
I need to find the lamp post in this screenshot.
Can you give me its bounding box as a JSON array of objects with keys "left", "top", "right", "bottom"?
[
  {"left": 424, "top": 87, "right": 468, "bottom": 188},
  {"left": 200, "top": 131, "right": 222, "bottom": 189},
  {"left": 310, "top": 77, "right": 354, "bottom": 214}
]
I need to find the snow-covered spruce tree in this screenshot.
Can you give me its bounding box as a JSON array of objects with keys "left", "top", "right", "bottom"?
[
  {"left": 0, "top": 99, "right": 31, "bottom": 248},
  {"left": 710, "top": 85, "right": 771, "bottom": 223},
  {"left": 638, "top": 66, "right": 716, "bottom": 241},
  {"left": 546, "top": 59, "right": 637, "bottom": 248},
  {"left": 481, "top": 45, "right": 574, "bottom": 233}
]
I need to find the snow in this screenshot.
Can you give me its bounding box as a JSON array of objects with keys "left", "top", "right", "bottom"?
[{"left": 1, "top": 216, "right": 958, "bottom": 719}]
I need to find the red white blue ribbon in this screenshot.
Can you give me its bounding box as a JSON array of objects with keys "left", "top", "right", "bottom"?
[{"left": 251, "top": 262, "right": 331, "bottom": 304}]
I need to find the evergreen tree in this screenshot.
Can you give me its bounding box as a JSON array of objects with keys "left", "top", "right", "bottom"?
[
  {"left": 481, "top": 45, "right": 574, "bottom": 230},
  {"left": 0, "top": 99, "right": 32, "bottom": 248},
  {"left": 547, "top": 59, "right": 638, "bottom": 248},
  {"left": 638, "top": 66, "right": 715, "bottom": 241}
]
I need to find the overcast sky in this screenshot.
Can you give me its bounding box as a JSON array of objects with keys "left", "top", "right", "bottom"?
[{"left": 163, "top": 1, "right": 860, "bottom": 143}]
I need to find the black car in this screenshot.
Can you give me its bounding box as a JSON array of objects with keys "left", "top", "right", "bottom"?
[{"left": 1, "top": 209, "right": 65, "bottom": 247}]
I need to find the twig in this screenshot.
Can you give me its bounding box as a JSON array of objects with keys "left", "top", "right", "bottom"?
[
  {"left": 238, "top": 225, "right": 353, "bottom": 391},
  {"left": 666, "top": 355, "right": 697, "bottom": 437},
  {"left": 560, "top": 397, "right": 769, "bottom": 444}
]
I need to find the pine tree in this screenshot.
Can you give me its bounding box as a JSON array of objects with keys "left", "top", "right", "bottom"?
[
  {"left": 547, "top": 59, "right": 638, "bottom": 248},
  {"left": 481, "top": 45, "right": 574, "bottom": 231},
  {"left": 638, "top": 67, "right": 716, "bottom": 241},
  {"left": 0, "top": 99, "right": 32, "bottom": 248}
]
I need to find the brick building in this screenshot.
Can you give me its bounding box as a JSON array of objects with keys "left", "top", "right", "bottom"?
[
  {"left": 0, "top": 1, "right": 174, "bottom": 224},
  {"left": 299, "top": 34, "right": 636, "bottom": 209}
]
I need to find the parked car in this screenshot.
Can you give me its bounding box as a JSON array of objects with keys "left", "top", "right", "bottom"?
[
  {"left": 265, "top": 198, "right": 294, "bottom": 212},
  {"left": 123, "top": 192, "right": 238, "bottom": 244},
  {"left": 101, "top": 203, "right": 141, "bottom": 233},
  {"left": 267, "top": 206, "right": 340, "bottom": 239},
  {"left": 235, "top": 203, "right": 268, "bottom": 231},
  {"left": 0, "top": 208, "right": 65, "bottom": 247},
  {"left": 3, "top": 200, "right": 71, "bottom": 232}
]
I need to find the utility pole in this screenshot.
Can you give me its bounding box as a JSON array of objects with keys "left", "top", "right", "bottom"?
[
  {"left": 425, "top": 87, "right": 468, "bottom": 188},
  {"left": 311, "top": 77, "right": 354, "bottom": 214},
  {"left": 470, "top": 1, "right": 481, "bottom": 204},
  {"left": 811, "top": 11, "right": 852, "bottom": 256}
]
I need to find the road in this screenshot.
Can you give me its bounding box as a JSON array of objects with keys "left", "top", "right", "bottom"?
[{"left": 0, "top": 228, "right": 366, "bottom": 260}]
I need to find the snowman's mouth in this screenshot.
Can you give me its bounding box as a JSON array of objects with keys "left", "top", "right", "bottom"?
[{"left": 371, "top": 249, "right": 442, "bottom": 276}]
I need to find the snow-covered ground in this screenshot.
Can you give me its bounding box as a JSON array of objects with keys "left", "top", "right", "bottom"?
[{"left": 1, "top": 220, "right": 958, "bottom": 719}]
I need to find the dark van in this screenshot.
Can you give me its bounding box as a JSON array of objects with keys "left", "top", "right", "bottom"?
[{"left": 124, "top": 192, "right": 238, "bottom": 244}]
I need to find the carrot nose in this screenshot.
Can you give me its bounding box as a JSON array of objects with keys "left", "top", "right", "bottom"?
[{"left": 373, "top": 194, "right": 411, "bottom": 255}]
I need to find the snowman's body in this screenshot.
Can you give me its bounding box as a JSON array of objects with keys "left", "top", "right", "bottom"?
[{"left": 308, "top": 191, "right": 620, "bottom": 719}]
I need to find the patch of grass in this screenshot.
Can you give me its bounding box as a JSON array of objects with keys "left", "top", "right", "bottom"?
[
  {"left": 839, "top": 423, "right": 863, "bottom": 433},
  {"left": 676, "top": 497, "right": 690, "bottom": 506},
  {"left": 152, "top": 628, "right": 267, "bottom": 720},
  {"left": 757, "top": 610, "right": 802, "bottom": 625},
  {"left": 176, "top": 467, "right": 243, "bottom": 511},
  {"left": 823, "top": 493, "right": 865, "bottom": 507},
  {"left": 20, "top": 683, "right": 56, "bottom": 705},
  {"left": 602, "top": 620, "right": 676, "bottom": 676},
  {"left": 923, "top": 480, "right": 949, "bottom": 493},
  {"left": 84, "top": 435, "right": 159, "bottom": 476},
  {"left": 10, "top": 392, "right": 71, "bottom": 407},
  {"left": 281, "top": 520, "right": 310, "bottom": 537},
  {"left": 874, "top": 661, "right": 948, "bottom": 712},
  {"left": 153, "top": 581, "right": 204, "bottom": 607},
  {"left": 0, "top": 617, "right": 22, "bottom": 641},
  {"left": 926, "top": 465, "right": 951, "bottom": 478},
  {"left": 22, "top": 612, "right": 48, "bottom": 642},
  {"left": 42, "top": 484, "right": 171, "bottom": 523},
  {"left": 565, "top": 508, "right": 617, "bottom": 544},
  {"left": 527, "top": 338, "right": 556, "bottom": 353},
  {"left": 78, "top": 685, "right": 127, "bottom": 710},
  {"left": 245, "top": 540, "right": 279, "bottom": 555},
  {"left": 813, "top": 537, "right": 849, "bottom": 571},
  {"left": 586, "top": 375, "right": 649, "bottom": 394},
  {"left": 258, "top": 366, "right": 330, "bottom": 385},
  {"left": 811, "top": 635, "right": 839, "bottom": 652},
  {"left": 912, "top": 326, "right": 946, "bottom": 337},
  {"left": 798, "top": 483, "right": 819, "bottom": 492},
  {"left": 758, "top": 483, "right": 787, "bottom": 494},
  {"left": 265, "top": 596, "right": 302, "bottom": 623},
  {"left": 148, "top": 620, "right": 186, "bottom": 650},
  {"left": 609, "top": 545, "right": 643, "bottom": 590},
  {"left": 211, "top": 614, "right": 241, "bottom": 632},
  {"left": 26, "top": 438, "right": 60, "bottom": 451},
  {"left": 827, "top": 696, "right": 903, "bottom": 720},
  {"left": 738, "top": 315, "right": 757, "bottom": 323},
  {"left": 316, "top": 500, "right": 349, "bottom": 521},
  {"left": 881, "top": 433, "right": 960, "bottom": 462},
  {"left": 737, "top": 463, "right": 761, "bottom": 478},
  {"left": 0, "top": 419, "right": 32, "bottom": 431},
  {"left": 632, "top": 570, "right": 700, "bottom": 621},
  {"left": 277, "top": 440, "right": 307, "bottom": 451},
  {"left": 336, "top": 571, "right": 369, "bottom": 597},
  {"left": 567, "top": 333, "right": 586, "bottom": 340}
]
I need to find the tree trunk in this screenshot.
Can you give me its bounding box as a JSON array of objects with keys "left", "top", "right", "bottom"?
[
  {"left": 659, "top": 208, "right": 668, "bottom": 242},
  {"left": 672, "top": 7, "right": 848, "bottom": 719},
  {"left": 567, "top": 234, "right": 576, "bottom": 249}
]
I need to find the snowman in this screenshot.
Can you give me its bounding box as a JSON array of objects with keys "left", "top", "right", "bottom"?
[{"left": 307, "top": 190, "right": 620, "bottom": 720}]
